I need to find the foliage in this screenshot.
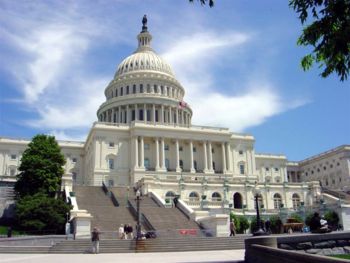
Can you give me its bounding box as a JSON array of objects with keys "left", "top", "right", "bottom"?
[
  {"left": 324, "top": 210, "right": 339, "bottom": 228},
  {"left": 290, "top": 213, "right": 304, "bottom": 223},
  {"left": 289, "top": 0, "right": 350, "bottom": 81},
  {"left": 305, "top": 212, "right": 314, "bottom": 226},
  {"left": 15, "top": 134, "right": 65, "bottom": 199},
  {"left": 189, "top": 0, "right": 214, "bottom": 7},
  {"left": 269, "top": 215, "right": 283, "bottom": 234},
  {"left": 15, "top": 193, "right": 71, "bottom": 233},
  {"left": 249, "top": 216, "right": 265, "bottom": 233},
  {"left": 230, "top": 213, "right": 249, "bottom": 233}
]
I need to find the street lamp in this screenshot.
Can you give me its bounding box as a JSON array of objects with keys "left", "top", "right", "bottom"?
[
  {"left": 135, "top": 189, "right": 142, "bottom": 240},
  {"left": 253, "top": 186, "right": 266, "bottom": 236}
]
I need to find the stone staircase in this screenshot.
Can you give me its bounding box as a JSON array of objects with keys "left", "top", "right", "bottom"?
[
  {"left": 49, "top": 236, "right": 246, "bottom": 253},
  {"left": 74, "top": 186, "right": 137, "bottom": 232},
  {"left": 110, "top": 187, "right": 202, "bottom": 236}
]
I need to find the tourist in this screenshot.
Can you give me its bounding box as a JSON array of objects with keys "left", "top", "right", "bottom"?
[
  {"left": 265, "top": 219, "right": 271, "bottom": 234},
  {"left": 173, "top": 197, "right": 178, "bottom": 208},
  {"left": 118, "top": 224, "right": 124, "bottom": 239},
  {"left": 229, "top": 220, "right": 236, "bottom": 236},
  {"left": 127, "top": 224, "right": 133, "bottom": 239},
  {"left": 310, "top": 212, "right": 331, "bottom": 233},
  {"left": 91, "top": 227, "right": 100, "bottom": 254},
  {"left": 124, "top": 224, "right": 129, "bottom": 239}
]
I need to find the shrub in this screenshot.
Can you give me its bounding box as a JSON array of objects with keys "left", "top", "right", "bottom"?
[
  {"left": 324, "top": 210, "right": 339, "bottom": 229},
  {"left": 269, "top": 215, "right": 283, "bottom": 234},
  {"left": 230, "top": 213, "right": 250, "bottom": 234},
  {"left": 305, "top": 213, "right": 314, "bottom": 227},
  {"left": 290, "top": 213, "right": 303, "bottom": 223}
]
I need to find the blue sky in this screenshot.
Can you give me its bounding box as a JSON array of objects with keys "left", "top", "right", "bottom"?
[{"left": 0, "top": 0, "right": 349, "bottom": 161}]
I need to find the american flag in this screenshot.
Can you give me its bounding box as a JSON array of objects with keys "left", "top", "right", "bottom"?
[{"left": 178, "top": 101, "right": 187, "bottom": 109}]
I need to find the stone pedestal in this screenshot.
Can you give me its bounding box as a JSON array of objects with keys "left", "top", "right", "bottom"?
[
  {"left": 70, "top": 210, "right": 93, "bottom": 239},
  {"left": 197, "top": 214, "right": 229, "bottom": 237}
]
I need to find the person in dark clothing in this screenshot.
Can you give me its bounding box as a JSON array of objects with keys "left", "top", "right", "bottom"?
[
  {"left": 127, "top": 224, "right": 133, "bottom": 239},
  {"left": 124, "top": 224, "right": 129, "bottom": 239},
  {"left": 173, "top": 197, "right": 178, "bottom": 208},
  {"left": 310, "top": 212, "right": 322, "bottom": 233},
  {"left": 91, "top": 227, "right": 100, "bottom": 254},
  {"left": 265, "top": 219, "right": 271, "bottom": 234},
  {"left": 7, "top": 227, "right": 12, "bottom": 238}
]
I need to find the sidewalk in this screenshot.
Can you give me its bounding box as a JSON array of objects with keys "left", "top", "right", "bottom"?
[{"left": 0, "top": 250, "right": 245, "bottom": 263}]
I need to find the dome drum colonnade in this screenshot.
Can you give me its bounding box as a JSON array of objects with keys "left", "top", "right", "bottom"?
[{"left": 97, "top": 16, "right": 192, "bottom": 127}]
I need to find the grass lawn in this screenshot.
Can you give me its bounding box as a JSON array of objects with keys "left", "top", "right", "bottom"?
[
  {"left": 0, "top": 225, "right": 26, "bottom": 236},
  {"left": 331, "top": 254, "right": 350, "bottom": 260}
]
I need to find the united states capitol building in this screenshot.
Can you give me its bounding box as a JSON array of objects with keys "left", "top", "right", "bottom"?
[{"left": 1, "top": 18, "right": 349, "bottom": 228}]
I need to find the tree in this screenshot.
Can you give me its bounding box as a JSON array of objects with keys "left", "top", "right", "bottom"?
[
  {"left": 15, "top": 193, "right": 71, "bottom": 233},
  {"left": 14, "top": 134, "right": 65, "bottom": 199},
  {"left": 290, "top": 0, "right": 350, "bottom": 81},
  {"left": 189, "top": 0, "right": 214, "bottom": 7}
]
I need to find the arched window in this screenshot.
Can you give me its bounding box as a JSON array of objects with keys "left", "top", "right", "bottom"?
[
  {"left": 212, "top": 192, "right": 222, "bottom": 201},
  {"left": 273, "top": 193, "right": 282, "bottom": 209},
  {"left": 165, "top": 159, "right": 170, "bottom": 171},
  {"left": 165, "top": 191, "right": 176, "bottom": 198},
  {"left": 233, "top": 192, "right": 243, "bottom": 209},
  {"left": 140, "top": 84, "right": 144, "bottom": 93},
  {"left": 189, "top": 192, "right": 199, "bottom": 202},
  {"left": 292, "top": 193, "right": 301, "bottom": 210}
]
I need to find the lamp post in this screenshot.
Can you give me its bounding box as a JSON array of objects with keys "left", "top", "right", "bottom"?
[
  {"left": 253, "top": 186, "right": 266, "bottom": 236},
  {"left": 135, "top": 189, "right": 142, "bottom": 240}
]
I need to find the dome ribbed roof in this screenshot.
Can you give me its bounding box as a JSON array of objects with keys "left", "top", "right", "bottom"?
[{"left": 114, "top": 49, "right": 175, "bottom": 78}]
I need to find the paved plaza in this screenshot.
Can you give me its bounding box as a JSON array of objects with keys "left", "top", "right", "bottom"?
[{"left": 0, "top": 250, "right": 245, "bottom": 263}]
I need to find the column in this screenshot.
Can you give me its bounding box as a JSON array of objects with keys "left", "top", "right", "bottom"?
[
  {"left": 140, "top": 136, "right": 144, "bottom": 169},
  {"left": 176, "top": 108, "right": 179, "bottom": 125},
  {"left": 161, "top": 138, "right": 165, "bottom": 170},
  {"left": 155, "top": 138, "right": 160, "bottom": 170},
  {"left": 169, "top": 106, "right": 172, "bottom": 124},
  {"left": 208, "top": 142, "right": 213, "bottom": 172},
  {"left": 222, "top": 142, "right": 227, "bottom": 173},
  {"left": 175, "top": 139, "right": 181, "bottom": 172},
  {"left": 126, "top": 105, "right": 129, "bottom": 123},
  {"left": 152, "top": 104, "right": 156, "bottom": 124},
  {"left": 134, "top": 137, "right": 139, "bottom": 169},
  {"left": 161, "top": 105, "right": 164, "bottom": 124},
  {"left": 226, "top": 143, "right": 232, "bottom": 173},
  {"left": 143, "top": 104, "right": 147, "bottom": 123},
  {"left": 135, "top": 104, "right": 138, "bottom": 121},
  {"left": 203, "top": 142, "right": 208, "bottom": 172},
  {"left": 181, "top": 111, "right": 184, "bottom": 125},
  {"left": 112, "top": 108, "right": 115, "bottom": 123},
  {"left": 190, "top": 140, "right": 195, "bottom": 173}
]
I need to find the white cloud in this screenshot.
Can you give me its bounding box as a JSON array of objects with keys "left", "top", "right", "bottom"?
[
  {"left": 160, "top": 30, "right": 307, "bottom": 132},
  {"left": 48, "top": 130, "right": 86, "bottom": 142}
]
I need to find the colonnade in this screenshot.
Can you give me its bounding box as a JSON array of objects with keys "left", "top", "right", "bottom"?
[
  {"left": 133, "top": 136, "right": 232, "bottom": 174},
  {"left": 99, "top": 103, "right": 191, "bottom": 126}
]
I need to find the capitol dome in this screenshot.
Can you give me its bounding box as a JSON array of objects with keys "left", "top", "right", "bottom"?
[{"left": 97, "top": 15, "right": 192, "bottom": 127}]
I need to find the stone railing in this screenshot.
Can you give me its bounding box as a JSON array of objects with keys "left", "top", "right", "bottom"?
[{"left": 245, "top": 231, "right": 350, "bottom": 263}]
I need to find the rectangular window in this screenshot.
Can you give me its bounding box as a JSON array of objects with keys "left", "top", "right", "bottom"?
[
  {"left": 133, "top": 85, "right": 136, "bottom": 94},
  {"left": 239, "top": 164, "right": 245, "bottom": 175},
  {"left": 108, "top": 159, "right": 114, "bottom": 170},
  {"left": 144, "top": 143, "right": 150, "bottom": 150},
  {"left": 265, "top": 167, "right": 269, "bottom": 172},
  {"left": 10, "top": 169, "right": 16, "bottom": 176},
  {"left": 120, "top": 87, "right": 123, "bottom": 96},
  {"left": 239, "top": 150, "right": 243, "bottom": 155},
  {"left": 179, "top": 146, "right": 183, "bottom": 151},
  {"left": 274, "top": 167, "right": 279, "bottom": 172},
  {"left": 193, "top": 147, "right": 197, "bottom": 152},
  {"left": 132, "top": 110, "right": 135, "bottom": 121},
  {"left": 164, "top": 144, "right": 169, "bottom": 151},
  {"left": 10, "top": 154, "right": 16, "bottom": 160},
  {"left": 72, "top": 157, "right": 77, "bottom": 163},
  {"left": 109, "top": 142, "right": 115, "bottom": 148},
  {"left": 140, "top": 84, "right": 144, "bottom": 93},
  {"left": 126, "top": 86, "right": 129, "bottom": 94}
]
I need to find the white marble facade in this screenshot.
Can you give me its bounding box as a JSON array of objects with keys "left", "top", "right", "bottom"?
[{"left": 0, "top": 20, "right": 323, "bottom": 213}]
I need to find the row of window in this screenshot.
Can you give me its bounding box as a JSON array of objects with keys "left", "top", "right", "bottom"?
[
  {"left": 304, "top": 162, "right": 340, "bottom": 176},
  {"left": 107, "top": 84, "right": 182, "bottom": 100},
  {"left": 265, "top": 167, "right": 279, "bottom": 172},
  {"left": 108, "top": 158, "right": 246, "bottom": 174}
]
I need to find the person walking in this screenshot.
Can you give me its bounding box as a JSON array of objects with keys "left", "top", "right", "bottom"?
[
  {"left": 91, "top": 227, "right": 100, "bottom": 254},
  {"left": 229, "top": 220, "right": 236, "bottom": 236},
  {"left": 127, "top": 224, "right": 133, "bottom": 239},
  {"left": 124, "top": 224, "right": 129, "bottom": 239},
  {"left": 118, "top": 224, "right": 124, "bottom": 239}
]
